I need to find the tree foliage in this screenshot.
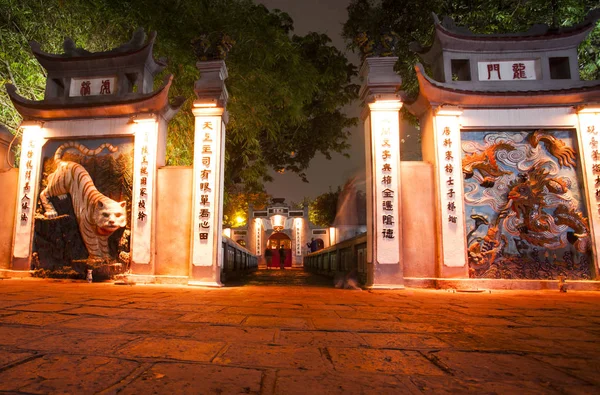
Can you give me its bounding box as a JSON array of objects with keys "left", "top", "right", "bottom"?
[
  {"left": 308, "top": 176, "right": 367, "bottom": 228},
  {"left": 0, "top": 0, "right": 358, "bottom": 196},
  {"left": 309, "top": 187, "right": 341, "bottom": 227},
  {"left": 222, "top": 189, "right": 270, "bottom": 228},
  {"left": 343, "top": 0, "right": 600, "bottom": 98}
]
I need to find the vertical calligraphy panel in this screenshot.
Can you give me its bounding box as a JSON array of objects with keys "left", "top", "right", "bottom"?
[
  {"left": 255, "top": 219, "right": 262, "bottom": 257},
  {"left": 131, "top": 120, "right": 158, "bottom": 264},
  {"left": 369, "top": 103, "right": 402, "bottom": 265},
  {"left": 294, "top": 218, "right": 303, "bottom": 256},
  {"left": 577, "top": 111, "right": 600, "bottom": 273},
  {"left": 13, "top": 129, "right": 44, "bottom": 259},
  {"left": 434, "top": 114, "right": 467, "bottom": 268},
  {"left": 191, "top": 115, "right": 222, "bottom": 266}
]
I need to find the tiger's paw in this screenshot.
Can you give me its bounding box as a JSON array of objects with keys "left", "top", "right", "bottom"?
[{"left": 44, "top": 210, "right": 58, "bottom": 218}]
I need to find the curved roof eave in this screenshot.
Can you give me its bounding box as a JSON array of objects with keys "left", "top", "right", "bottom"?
[
  {"left": 5, "top": 74, "right": 183, "bottom": 121},
  {"left": 404, "top": 64, "right": 600, "bottom": 117}
]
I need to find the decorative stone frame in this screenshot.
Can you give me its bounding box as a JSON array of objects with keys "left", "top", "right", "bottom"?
[
  {"left": 11, "top": 116, "right": 159, "bottom": 270},
  {"left": 430, "top": 106, "right": 600, "bottom": 278}
]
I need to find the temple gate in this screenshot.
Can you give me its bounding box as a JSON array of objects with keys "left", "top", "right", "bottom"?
[
  {"left": 3, "top": 31, "right": 181, "bottom": 276},
  {"left": 401, "top": 12, "right": 600, "bottom": 286},
  {"left": 2, "top": 14, "right": 600, "bottom": 290}
]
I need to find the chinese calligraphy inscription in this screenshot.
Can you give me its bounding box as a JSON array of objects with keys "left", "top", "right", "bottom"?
[{"left": 478, "top": 60, "right": 536, "bottom": 81}]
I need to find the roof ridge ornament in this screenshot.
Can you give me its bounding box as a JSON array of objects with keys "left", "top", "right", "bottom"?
[
  {"left": 192, "top": 32, "right": 235, "bottom": 61},
  {"left": 431, "top": 9, "right": 600, "bottom": 39},
  {"left": 63, "top": 27, "right": 147, "bottom": 57},
  {"left": 30, "top": 27, "right": 150, "bottom": 59}
]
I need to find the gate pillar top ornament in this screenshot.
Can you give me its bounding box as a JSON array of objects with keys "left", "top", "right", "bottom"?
[
  {"left": 194, "top": 61, "right": 229, "bottom": 122},
  {"left": 359, "top": 57, "right": 402, "bottom": 106}
]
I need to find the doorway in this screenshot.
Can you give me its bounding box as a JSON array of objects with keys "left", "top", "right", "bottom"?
[{"left": 267, "top": 233, "right": 292, "bottom": 268}]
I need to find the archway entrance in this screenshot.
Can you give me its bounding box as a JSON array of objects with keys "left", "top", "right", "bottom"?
[{"left": 267, "top": 233, "right": 292, "bottom": 269}]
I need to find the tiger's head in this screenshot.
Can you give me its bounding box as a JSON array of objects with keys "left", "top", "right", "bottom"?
[{"left": 93, "top": 199, "right": 127, "bottom": 236}]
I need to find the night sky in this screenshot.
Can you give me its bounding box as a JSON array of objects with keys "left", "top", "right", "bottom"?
[{"left": 258, "top": 0, "right": 364, "bottom": 204}]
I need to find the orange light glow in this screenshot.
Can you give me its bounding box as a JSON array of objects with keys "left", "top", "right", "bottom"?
[
  {"left": 369, "top": 100, "right": 402, "bottom": 111},
  {"left": 578, "top": 106, "right": 600, "bottom": 114},
  {"left": 132, "top": 114, "right": 157, "bottom": 123},
  {"left": 436, "top": 106, "right": 463, "bottom": 116},
  {"left": 193, "top": 99, "right": 218, "bottom": 108}
]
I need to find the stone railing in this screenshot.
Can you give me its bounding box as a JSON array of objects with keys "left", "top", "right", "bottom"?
[
  {"left": 303, "top": 233, "right": 368, "bottom": 285},
  {"left": 221, "top": 236, "right": 258, "bottom": 281}
]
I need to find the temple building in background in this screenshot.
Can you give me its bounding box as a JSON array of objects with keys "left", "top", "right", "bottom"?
[{"left": 227, "top": 198, "right": 333, "bottom": 268}]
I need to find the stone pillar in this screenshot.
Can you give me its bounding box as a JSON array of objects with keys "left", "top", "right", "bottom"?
[
  {"left": 11, "top": 122, "right": 44, "bottom": 271},
  {"left": 430, "top": 107, "right": 469, "bottom": 277},
  {"left": 0, "top": 125, "right": 15, "bottom": 171},
  {"left": 189, "top": 60, "right": 228, "bottom": 286},
  {"left": 577, "top": 106, "right": 600, "bottom": 279},
  {"left": 130, "top": 114, "right": 160, "bottom": 274},
  {"left": 360, "top": 57, "right": 404, "bottom": 289},
  {"left": 0, "top": 126, "right": 18, "bottom": 271}
]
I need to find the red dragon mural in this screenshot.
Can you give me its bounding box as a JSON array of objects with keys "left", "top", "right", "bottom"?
[{"left": 462, "top": 129, "right": 592, "bottom": 280}]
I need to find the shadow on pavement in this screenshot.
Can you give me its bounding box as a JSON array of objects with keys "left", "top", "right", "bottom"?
[{"left": 224, "top": 268, "right": 333, "bottom": 287}]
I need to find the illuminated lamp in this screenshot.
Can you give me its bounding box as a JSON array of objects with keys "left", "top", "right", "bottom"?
[
  {"left": 369, "top": 99, "right": 402, "bottom": 111},
  {"left": 235, "top": 216, "right": 245, "bottom": 225},
  {"left": 193, "top": 98, "right": 218, "bottom": 108},
  {"left": 329, "top": 227, "right": 336, "bottom": 246},
  {"left": 436, "top": 106, "right": 463, "bottom": 116},
  {"left": 20, "top": 120, "right": 44, "bottom": 130},
  {"left": 19, "top": 120, "right": 44, "bottom": 143},
  {"left": 271, "top": 214, "right": 284, "bottom": 232},
  {"left": 577, "top": 106, "right": 600, "bottom": 114},
  {"left": 131, "top": 113, "right": 157, "bottom": 123}
]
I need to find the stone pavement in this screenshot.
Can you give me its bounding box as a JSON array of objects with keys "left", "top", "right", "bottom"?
[{"left": 0, "top": 269, "right": 599, "bottom": 394}]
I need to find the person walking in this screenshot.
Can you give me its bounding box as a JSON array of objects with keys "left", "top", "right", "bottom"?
[
  {"left": 307, "top": 237, "right": 317, "bottom": 253},
  {"left": 310, "top": 238, "right": 318, "bottom": 252},
  {"left": 264, "top": 247, "right": 272, "bottom": 269},
  {"left": 278, "top": 245, "right": 286, "bottom": 270}
]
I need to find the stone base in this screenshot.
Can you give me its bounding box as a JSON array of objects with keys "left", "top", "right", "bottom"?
[
  {"left": 405, "top": 277, "right": 600, "bottom": 291},
  {"left": 0, "top": 269, "right": 33, "bottom": 279},
  {"left": 117, "top": 274, "right": 156, "bottom": 284},
  {"left": 188, "top": 280, "right": 223, "bottom": 288},
  {"left": 115, "top": 275, "right": 192, "bottom": 285},
  {"left": 369, "top": 284, "right": 405, "bottom": 290},
  {"left": 155, "top": 275, "right": 189, "bottom": 285}
]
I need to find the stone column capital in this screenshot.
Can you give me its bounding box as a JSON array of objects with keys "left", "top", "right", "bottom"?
[
  {"left": 359, "top": 57, "right": 402, "bottom": 104},
  {"left": 195, "top": 60, "right": 229, "bottom": 111}
]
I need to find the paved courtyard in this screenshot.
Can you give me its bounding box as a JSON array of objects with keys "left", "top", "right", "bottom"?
[{"left": 0, "top": 269, "right": 599, "bottom": 394}]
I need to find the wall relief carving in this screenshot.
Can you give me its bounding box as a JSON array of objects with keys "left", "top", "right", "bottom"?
[{"left": 462, "top": 129, "right": 592, "bottom": 279}]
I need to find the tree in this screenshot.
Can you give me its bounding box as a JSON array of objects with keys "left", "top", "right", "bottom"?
[
  {"left": 222, "top": 189, "right": 270, "bottom": 228},
  {"left": 343, "top": 0, "right": 600, "bottom": 98},
  {"left": 289, "top": 197, "right": 312, "bottom": 210},
  {"left": 309, "top": 187, "right": 341, "bottom": 227},
  {"left": 0, "top": 0, "right": 358, "bottom": 195},
  {"left": 308, "top": 176, "right": 367, "bottom": 227}
]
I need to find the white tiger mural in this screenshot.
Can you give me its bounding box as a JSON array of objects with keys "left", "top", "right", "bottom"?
[{"left": 39, "top": 141, "right": 127, "bottom": 259}]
